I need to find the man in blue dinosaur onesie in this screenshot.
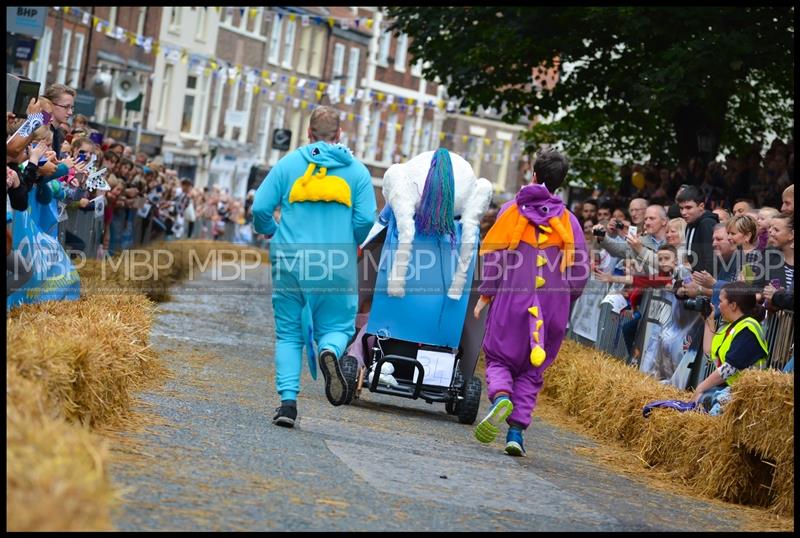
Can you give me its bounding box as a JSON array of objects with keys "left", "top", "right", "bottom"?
[{"left": 252, "top": 106, "right": 376, "bottom": 427}]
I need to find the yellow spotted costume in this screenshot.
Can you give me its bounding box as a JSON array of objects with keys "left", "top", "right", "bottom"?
[
  {"left": 251, "top": 141, "right": 376, "bottom": 402},
  {"left": 477, "top": 183, "right": 589, "bottom": 429}
]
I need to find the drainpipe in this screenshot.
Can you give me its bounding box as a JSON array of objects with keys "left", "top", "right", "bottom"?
[
  {"left": 81, "top": 7, "right": 95, "bottom": 89},
  {"left": 355, "top": 8, "right": 381, "bottom": 159}
]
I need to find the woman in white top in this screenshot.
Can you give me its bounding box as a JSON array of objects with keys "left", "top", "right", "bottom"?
[{"left": 666, "top": 217, "right": 689, "bottom": 270}]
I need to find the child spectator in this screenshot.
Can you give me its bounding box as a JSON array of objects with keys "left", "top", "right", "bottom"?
[{"left": 756, "top": 207, "right": 779, "bottom": 252}]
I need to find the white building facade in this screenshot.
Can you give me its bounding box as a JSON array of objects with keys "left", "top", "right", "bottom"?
[{"left": 147, "top": 7, "right": 220, "bottom": 185}]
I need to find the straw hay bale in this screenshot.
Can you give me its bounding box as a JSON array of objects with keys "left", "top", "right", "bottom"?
[
  {"left": 6, "top": 242, "right": 254, "bottom": 530},
  {"left": 637, "top": 409, "right": 769, "bottom": 506},
  {"left": 7, "top": 365, "right": 116, "bottom": 531},
  {"left": 725, "top": 370, "right": 794, "bottom": 517},
  {"left": 724, "top": 370, "right": 794, "bottom": 468},
  {"left": 545, "top": 341, "right": 685, "bottom": 444},
  {"left": 77, "top": 240, "right": 268, "bottom": 302},
  {"left": 639, "top": 408, "right": 718, "bottom": 475},
  {"left": 547, "top": 340, "right": 794, "bottom": 516},
  {"left": 7, "top": 293, "right": 162, "bottom": 427},
  {"left": 7, "top": 278, "right": 167, "bottom": 530},
  {"left": 770, "top": 461, "right": 795, "bottom": 518}
]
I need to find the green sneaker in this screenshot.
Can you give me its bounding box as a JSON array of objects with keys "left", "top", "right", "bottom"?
[{"left": 474, "top": 398, "right": 514, "bottom": 444}]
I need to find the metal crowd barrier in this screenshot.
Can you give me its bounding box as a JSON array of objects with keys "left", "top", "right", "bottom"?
[
  {"left": 763, "top": 309, "right": 794, "bottom": 370},
  {"left": 595, "top": 302, "right": 633, "bottom": 360},
  {"left": 223, "top": 221, "right": 236, "bottom": 242},
  {"left": 569, "top": 279, "right": 795, "bottom": 389},
  {"left": 63, "top": 206, "right": 103, "bottom": 258},
  {"left": 132, "top": 214, "right": 145, "bottom": 247}
]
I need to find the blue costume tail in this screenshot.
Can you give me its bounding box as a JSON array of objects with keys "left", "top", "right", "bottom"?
[{"left": 415, "top": 148, "right": 456, "bottom": 246}]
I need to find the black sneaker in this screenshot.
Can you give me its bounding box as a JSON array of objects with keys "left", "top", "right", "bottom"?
[
  {"left": 319, "top": 349, "right": 348, "bottom": 406},
  {"left": 272, "top": 403, "right": 297, "bottom": 428}
]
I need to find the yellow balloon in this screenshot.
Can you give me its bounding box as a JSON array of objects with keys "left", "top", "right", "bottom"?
[{"left": 631, "top": 171, "right": 645, "bottom": 190}]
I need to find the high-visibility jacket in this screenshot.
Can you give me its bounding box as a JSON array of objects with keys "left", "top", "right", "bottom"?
[{"left": 710, "top": 316, "right": 768, "bottom": 385}]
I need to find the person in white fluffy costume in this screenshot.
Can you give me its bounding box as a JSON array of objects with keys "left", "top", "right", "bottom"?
[{"left": 381, "top": 149, "right": 493, "bottom": 300}]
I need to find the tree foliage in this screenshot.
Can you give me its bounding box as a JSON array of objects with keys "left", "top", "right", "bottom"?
[{"left": 387, "top": 7, "right": 794, "bottom": 186}]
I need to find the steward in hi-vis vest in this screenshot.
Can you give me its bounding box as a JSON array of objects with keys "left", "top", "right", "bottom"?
[{"left": 710, "top": 316, "right": 768, "bottom": 386}]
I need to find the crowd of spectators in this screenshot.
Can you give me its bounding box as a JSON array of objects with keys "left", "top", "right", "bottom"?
[
  {"left": 6, "top": 83, "right": 260, "bottom": 264},
  {"left": 568, "top": 149, "right": 794, "bottom": 385}
]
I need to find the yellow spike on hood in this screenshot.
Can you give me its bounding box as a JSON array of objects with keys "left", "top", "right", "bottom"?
[{"left": 289, "top": 163, "right": 352, "bottom": 207}]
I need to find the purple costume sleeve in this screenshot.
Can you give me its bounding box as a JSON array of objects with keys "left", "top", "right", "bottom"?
[{"left": 565, "top": 210, "right": 590, "bottom": 303}]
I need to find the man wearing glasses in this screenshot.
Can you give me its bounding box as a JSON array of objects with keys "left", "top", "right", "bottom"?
[{"left": 43, "top": 84, "right": 76, "bottom": 158}]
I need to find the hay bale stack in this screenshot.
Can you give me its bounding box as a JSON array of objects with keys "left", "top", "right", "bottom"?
[
  {"left": 639, "top": 409, "right": 719, "bottom": 476},
  {"left": 7, "top": 366, "right": 116, "bottom": 531},
  {"left": 725, "top": 370, "right": 794, "bottom": 517},
  {"left": 546, "top": 340, "right": 794, "bottom": 516},
  {"left": 544, "top": 340, "right": 685, "bottom": 444},
  {"left": 77, "top": 240, "right": 269, "bottom": 302},
  {"left": 7, "top": 241, "right": 255, "bottom": 530},
  {"left": 7, "top": 286, "right": 165, "bottom": 530},
  {"left": 7, "top": 293, "right": 162, "bottom": 427},
  {"left": 638, "top": 409, "right": 766, "bottom": 505}
]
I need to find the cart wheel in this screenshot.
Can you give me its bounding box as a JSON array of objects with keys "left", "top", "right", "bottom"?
[
  {"left": 340, "top": 355, "right": 360, "bottom": 405},
  {"left": 457, "top": 376, "right": 482, "bottom": 424},
  {"left": 446, "top": 369, "right": 464, "bottom": 415}
]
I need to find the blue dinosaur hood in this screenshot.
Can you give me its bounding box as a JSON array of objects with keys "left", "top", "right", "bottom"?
[{"left": 298, "top": 141, "right": 354, "bottom": 169}]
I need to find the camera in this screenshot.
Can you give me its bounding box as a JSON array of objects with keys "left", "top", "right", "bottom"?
[
  {"left": 614, "top": 220, "right": 625, "bottom": 230},
  {"left": 683, "top": 296, "right": 712, "bottom": 317},
  {"left": 592, "top": 228, "right": 606, "bottom": 238},
  {"left": 7, "top": 74, "right": 41, "bottom": 119}
]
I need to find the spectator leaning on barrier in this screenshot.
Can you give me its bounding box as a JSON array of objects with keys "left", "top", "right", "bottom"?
[
  {"left": 592, "top": 204, "right": 667, "bottom": 276},
  {"left": 732, "top": 199, "right": 755, "bottom": 217},
  {"left": 597, "top": 201, "right": 613, "bottom": 223},
  {"left": 664, "top": 216, "right": 689, "bottom": 270},
  {"left": 581, "top": 198, "right": 598, "bottom": 224},
  {"left": 756, "top": 207, "right": 780, "bottom": 252},
  {"left": 71, "top": 113, "right": 88, "bottom": 132},
  {"left": 43, "top": 84, "right": 75, "bottom": 158},
  {"left": 691, "top": 281, "right": 769, "bottom": 411},
  {"left": 628, "top": 197, "right": 648, "bottom": 229},
  {"left": 630, "top": 244, "right": 695, "bottom": 381},
  {"left": 7, "top": 121, "right": 58, "bottom": 210},
  {"left": 608, "top": 206, "right": 627, "bottom": 224},
  {"left": 677, "top": 185, "right": 719, "bottom": 274},
  {"left": 625, "top": 205, "right": 669, "bottom": 274}
]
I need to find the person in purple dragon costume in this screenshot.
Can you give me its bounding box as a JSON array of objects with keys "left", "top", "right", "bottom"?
[{"left": 473, "top": 149, "right": 590, "bottom": 456}]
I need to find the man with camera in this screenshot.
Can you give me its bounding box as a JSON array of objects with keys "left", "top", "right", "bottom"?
[{"left": 591, "top": 204, "right": 668, "bottom": 275}]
